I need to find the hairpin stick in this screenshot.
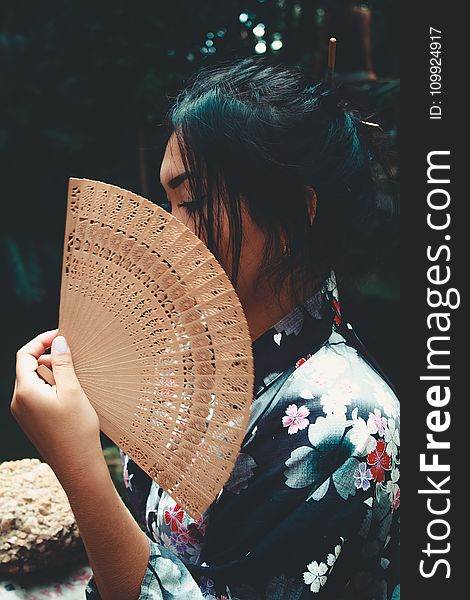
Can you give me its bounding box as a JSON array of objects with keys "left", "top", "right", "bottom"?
[
  {"left": 361, "top": 120, "right": 381, "bottom": 128},
  {"left": 37, "top": 365, "right": 56, "bottom": 386},
  {"left": 327, "top": 37, "right": 337, "bottom": 83}
]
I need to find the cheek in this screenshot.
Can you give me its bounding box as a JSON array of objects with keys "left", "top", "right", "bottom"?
[
  {"left": 235, "top": 215, "right": 270, "bottom": 289},
  {"left": 182, "top": 201, "right": 269, "bottom": 288},
  {"left": 240, "top": 203, "right": 269, "bottom": 261},
  {"left": 240, "top": 230, "right": 267, "bottom": 272},
  {"left": 212, "top": 217, "right": 231, "bottom": 271},
  {"left": 176, "top": 208, "right": 196, "bottom": 234},
  {"left": 172, "top": 207, "right": 198, "bottom": 235}
]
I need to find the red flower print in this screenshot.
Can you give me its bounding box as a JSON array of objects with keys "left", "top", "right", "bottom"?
[
  {"left": 367, "top": 439, "right": 391, "bottom": 483},
  {"left": 332, "top": 298, "right": 342, "bottom": 326},
  {"left": 295, "top": 354, "right": 312, "bottom": 369},
  {"left": 164, "top": 503, "right": 185, "bottom": 533}
]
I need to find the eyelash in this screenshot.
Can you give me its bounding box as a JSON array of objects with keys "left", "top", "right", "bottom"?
[
  {"left": 177, "top": 200, "right": 201, "bottom": 213},
  {"left": 160, "top": 200, "right": 201, "bottom": 214}
]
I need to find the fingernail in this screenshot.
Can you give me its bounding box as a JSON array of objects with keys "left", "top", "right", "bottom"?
[{"left": 52, "top": 336, "right": 68, "bottom": 354}]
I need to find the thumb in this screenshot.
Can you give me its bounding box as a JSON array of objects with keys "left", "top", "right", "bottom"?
[{"left": 51, "top": 336, "right": 81, "bottom": 393}]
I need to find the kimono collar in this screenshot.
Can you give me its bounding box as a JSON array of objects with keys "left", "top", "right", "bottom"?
[{"left": 251, "top": 273, "right": 339, "bottom": 397}]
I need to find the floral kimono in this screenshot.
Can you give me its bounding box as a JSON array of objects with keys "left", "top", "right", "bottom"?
[{"left": 85, "top": 274, "right": 400, "bottom": 599}]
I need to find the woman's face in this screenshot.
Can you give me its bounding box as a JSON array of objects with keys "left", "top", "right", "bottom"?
[{"left": 159, "top": 132, "right": 271, "bottom": 303}]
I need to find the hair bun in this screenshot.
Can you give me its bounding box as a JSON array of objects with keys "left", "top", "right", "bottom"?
[
  {"left": 304, "top": 81, "right": 355, "bottom": 119},
  {"left": 324, "top": 87, "right": 356, "bottom": 118}
]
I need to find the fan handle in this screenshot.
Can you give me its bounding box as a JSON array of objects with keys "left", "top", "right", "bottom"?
[{"left": 36, "top": 365, "right": 57, "bottom": 386}]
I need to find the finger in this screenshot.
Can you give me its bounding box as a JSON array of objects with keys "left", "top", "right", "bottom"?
[
  {"left": 10, "top": 379, "right": 18, "bottom": 418},
  {"left": 37, "top": 354, "right": 52, "bottom": 369},
  {"left": 16, "top": 329, "right": 59, "bottom": 385},
  {"left": 51, "top": 335, "right": 81, "bottom": 393}
]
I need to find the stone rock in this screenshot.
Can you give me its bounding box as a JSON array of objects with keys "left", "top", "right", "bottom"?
[{"left": 0, "top": 458, "right": 87, "bottom": 575}]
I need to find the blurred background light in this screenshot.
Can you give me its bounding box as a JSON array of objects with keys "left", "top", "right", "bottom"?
[
  {"left": 253, "top": 23, "right": 265, "bottom": 37},
  {"left": 255, "top": 40, "right": 267, "bottom": 54}
]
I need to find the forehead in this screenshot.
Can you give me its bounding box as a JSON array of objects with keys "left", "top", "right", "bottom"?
[{"left": 160, "top": 132, "right": 185, "bottom": 186}]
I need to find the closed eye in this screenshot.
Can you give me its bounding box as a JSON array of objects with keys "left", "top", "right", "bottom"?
[{"left": 177, "top": 200, "right": 202, "bottom": 213}]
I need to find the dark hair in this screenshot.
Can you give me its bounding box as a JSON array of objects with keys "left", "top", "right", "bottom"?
[{"left": 163, "top": 55, "right": 393, "bottom": 308}]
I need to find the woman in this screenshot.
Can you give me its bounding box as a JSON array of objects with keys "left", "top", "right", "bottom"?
[{"left": 11, "top": 57, "right": 399, "bottom": 599}]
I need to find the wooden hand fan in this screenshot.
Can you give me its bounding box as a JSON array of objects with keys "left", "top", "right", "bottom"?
[{"left": 38, "top": 178, "right": 254, "bottom": 519}]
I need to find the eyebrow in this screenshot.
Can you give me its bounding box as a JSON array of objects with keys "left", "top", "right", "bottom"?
[{"left": 165, "top": 171, "right": 190, "bottom": 190}]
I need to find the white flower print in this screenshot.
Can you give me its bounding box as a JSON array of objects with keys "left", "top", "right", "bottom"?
[
  {"left": 373, "top": 383, "right": 399, "bottom": 419},
  {"left": 384, "top": 418, "right": 400, "bottom": 462},
  {"left": 345, "top": 407, "right": 377, "bottom": 456},
  {"left": 367, "top": 408, "right": 387, "bottom": 437},
  {"left": 325, "top": 270, "right": 339, "bottom": 299},
  {"left": 300, "top": 387, "right": 319, "bottom": 400},
  {"left": 122, "top": 453, "right": 134, "bottom": 491},
  {"left": 298, "top": 376, "right": 328, "bottom": 399},
  {"left": 303, "top": 561, "right": 328, "bottom": 593},
  {"left": 327, "top": 544, "right": 342, "bottom": 567},
  {"left": 391, "top": 488, "right": 401, "bottom": 511},
  {"left": 320, "top": 392, "right": 350, "bottom": 416},
  {"left": 294, "top": 347, "right": 348, "bottom": 390},
  {"left": 303, "top": 538, "right": 345, "bottom": 594},
  {"left": 319, "top": 381, "right": 358, "bottom": 416},
  {"left": 308, "top": 413, "right": 347, "bottom": 448},
  {"left": 386, "top": 467, "right": 400, "bottom": 508},
  {"left": 282, "top": 404, "right": 310, "bottom": 434},
  {"left": 339, "top": 381, "right": 360, "bottom": 399},
  {"left": 124, "top": 469, "right": 134, "bottom": 491}
]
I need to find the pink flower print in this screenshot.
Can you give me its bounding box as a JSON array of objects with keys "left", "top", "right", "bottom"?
[
  {"left": 391, "top": 487, "right": 400, "bottom": 511},
  {"left": 367, "top": 408, "right": 387, "bottom": 437},
  {"left": 177, "top": 525, "right": 197, "bottom": 546},
  {"left": 282, "top": 404, "right": 310, "bottom": 434}
]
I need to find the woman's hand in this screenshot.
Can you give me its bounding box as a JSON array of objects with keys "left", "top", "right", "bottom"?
[{"left": 11, "top": 329, "right": 103, "bottom": 480}]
